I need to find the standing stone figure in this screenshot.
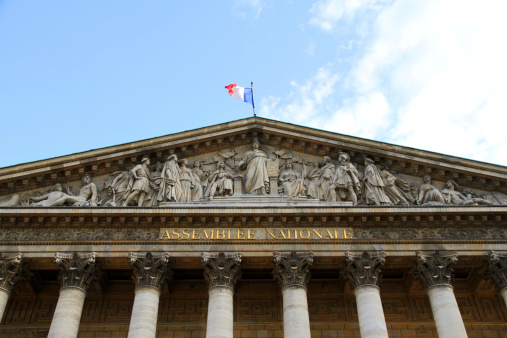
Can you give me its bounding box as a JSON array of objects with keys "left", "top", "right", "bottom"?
[
  {"left": 278, "top": 160, "right": 306, "bottom": 198},
  {"left": 124, "top": 158, "right": 154, "bottom": 207},
  {"left": 330, "top": 153, "right": 361, "bottom": 205},
  {"left": 235, "top": 138, "right": 270, "bottom": 195},
  {"left": 190, "top": 160, "right": 209, "bottom": 201},
  {"left": 158, "top": 154, "right": 181, "bottom": 203},
  {"left": 318, "top": 156, "right": 335, "bottom": 201},
  {"left": 28, "top": 183, "right": 67, "bottom": 207},
  {"left": 380, "top": 167, "right": 412, "bottom": 205},
  {"left": 362, "top": 158, "right": 391, "bottom": 205},
  {"left": 417, "top": 174, "right": 446, "bottom": 205},
  {"left": 178, "top": 159, "right": 195, "bottom": 202},
  {"left": 48, "top": 174, "right": 98, "bottom": 206},
  {"left": 206, "top": 161, "right": 233, "bottom": 200},
  {"left": 306, "top": 161, "right": 321, "bottom": 199}
]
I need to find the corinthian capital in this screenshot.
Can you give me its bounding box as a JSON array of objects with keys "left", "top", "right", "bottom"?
[
  {"left": 129, "top": 252, "right": 172, "bottom": 290},
  {"left": 414, "top": 251, "right": 458, "bottom": 289},
  {"left": 202, "top": 252, "right": 242, "bottom": 289},
  {"left": 55, "top": 252, "right": 99, "bottom": 291},
  {"left": 481, "top": 251, "right": 507, "bottom": 292},
  {"left": 345, "top": 251, "right": 386, "bottom": 289},
  {"left": 273, "top": 251, "right": 313, "bottom": 290},
  {"left": 0, "top": 253, "right": 25, "bottom": 294}
]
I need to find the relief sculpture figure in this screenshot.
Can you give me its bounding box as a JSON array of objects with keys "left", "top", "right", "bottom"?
[
  {"left": 363, "top": 158, "right": 391, "bottom": 205},
  {"left": 190, "top": 160, "right": 209, "bottom": 201},
  {"left": 441, "top": 180, "right": 493, "bottom": 206},
  {"left": 205, "top": 161, "right": 233, "bottom": 200},
  {"left": 124, "top": 158, "right": 155, "bottom": 207},
  {"left": 179, "top": 159, "right": 195, "bottom": 202},
  {"left": 235, "top": 138, "right": 269, "bottom": 195},
  {"left": 417, "top": 174, "right": 446, "bottom": 205},
  {"left": 28, "top": 183, "right": 66, "bottom": 207},
  {"left": 48, "top": 174, "right": 98, "bottom": 206},
  {"left": 157, "top": 154, "right": 181, "bottom": 203},
  {"left": 306, "top": 161, "right": 321, "bottom": 199},
  {"left": 318, "top": 156, "right": 335, "bottom": 201},
  {"left": 380, "top": 167, "right": 412, "bottom": 205},
  {"left": 100, "top": 165, "right": 134, "bottom": 206},
  {"left": 278, "top": 160, "right": 306, "bottom": 198},
  {"left": 330, "top": 153, "right": 361, "bottom": 205}
]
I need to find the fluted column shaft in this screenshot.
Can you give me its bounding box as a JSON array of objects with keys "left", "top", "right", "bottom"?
[
  {"left": 273, "top": 251, "right": 313, "bottom": 338},
  {"left": 127, "top": 252, "right": 171, "bottom": 338},
  {"left": 345, "top": 251, "right": 388, "bottom": 338},
  {"left": 0, "top": 253, "right": 24, "bottom": 322},
  {"left": 415, "top": 251, "right": 467, "bottom": 338},
  {"left": 202, "top": 252, "right": 241, "bottom": 338},
  {"left": 48, "top": 252, "right": 98, "bottom": 338}
]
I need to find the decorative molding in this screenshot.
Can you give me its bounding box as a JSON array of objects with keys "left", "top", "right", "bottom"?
[
  {"left": 344, "top": 251, "right": 386, "bottom": 290},
  {"left": 54, "top": 252, "right": 99, "bottom": 291},
  {"left": 414, "top": 251, "right": 458, "bottom": 289},
  {"left": 481, "top": 251, "right": 507, "bottom": 292},
  {"left": 272, "top": 251, "right": 313, "bottom": 290},
  {"left": 202, "top": 252, "right": 242, "bottom": 289},
  {"left": 0, "top": 253, "right": 25, "bottom": 294},
  {"left": 129, "top": 252, "right": 171, "bottom": 290}
]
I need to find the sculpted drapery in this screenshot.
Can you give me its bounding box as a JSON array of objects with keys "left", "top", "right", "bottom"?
[
  {"left": 278, "top": 160, "right": 306, "bottom": 198},
  {"left": 363, "top": 158, "right": 391, "bottom": 206},
  {"left": 235, "top": 139, "right": 269, "bottom": 195},
  {"left": 157, "top": 155, "right": 182, "bottom": 203}
]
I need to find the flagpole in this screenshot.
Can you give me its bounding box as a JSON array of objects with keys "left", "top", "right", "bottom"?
[{"left": 251, "top": 81, "right": 256, "bottom": 117}]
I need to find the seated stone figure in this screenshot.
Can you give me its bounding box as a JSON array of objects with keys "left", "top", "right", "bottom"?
[
  {"left": 205, "top": 161, "right": 233, "bottom": 200},
  {"left": 417, "top": 174, "right": 445, "bottom": 205},
  {"left": 28, "top": 183, "right": 67, "bottom": 207},
  {"left": 47, "top": 174, "right": 98, "bottom": 207},
  {"left": 278, "top": 160, "right": 306, "bottom": 198}
]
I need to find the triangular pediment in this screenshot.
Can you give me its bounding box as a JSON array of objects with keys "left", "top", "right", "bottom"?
[{"left": 1, "top": 117, "right": 506, "bottom": 207}]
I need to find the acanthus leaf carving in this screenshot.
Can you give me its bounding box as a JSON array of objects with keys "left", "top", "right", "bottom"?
[
  {"left": 202, "top": 252, "right": 242, "bottom": 289},
  {"left": 344, "top": 251, "right": 386, "bottom": 289},
  {"left": 272, "top": 251, "right": 313, "bottom": 290},
  {"left": 414, "top": 251, "right": 458, "bottom": 289},
  {"left": 129, "top": 252, "right": 172, "bottom": 290},
  {"left": 54, "top": 252, "right": 99, "bottom": 291},
  {"left": 0, "top": 253, "right": 26, "bottom": 294},
  {"left": 481, "top": 251, "right": 507, "bottom": 292}
]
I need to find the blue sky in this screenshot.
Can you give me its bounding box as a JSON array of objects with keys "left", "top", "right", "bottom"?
[{"left": 1, "top": 1, "right": 506, "bottom": 168}]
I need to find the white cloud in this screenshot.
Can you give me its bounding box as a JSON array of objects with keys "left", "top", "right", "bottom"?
[
  {"left": 305, "top": 39, "right": 317, "bottom": 56},
  {"left": 262, "top": 0, "right": 507, "bottom": 166},
  {"left": 232, "top": 0, "right": 264, "bottom": 19}
]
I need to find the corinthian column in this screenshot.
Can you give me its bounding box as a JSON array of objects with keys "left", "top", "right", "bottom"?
[
  {"left": 273, "top": 251, "right": 313, "bottom": 338},
  {"left": 202, "top": 252, "right": 242, "bottom": 338},
  {"left": 48, "top": 252, "right": 98, "bottom": 338},
  {"left": 345, "top": 251, "right": 388, "bottom": 338},
  {"left": 128, "top": 252, "right": 171, "bottom": 338},
  {"left": 481, "top": 251, "right": 507, "bottom": 307},
  {"left": 0, "top": 253, "right": 25, "bottom": 322},
  {"left": 415, "top": 251, "right": 467, "bottom": 338}
]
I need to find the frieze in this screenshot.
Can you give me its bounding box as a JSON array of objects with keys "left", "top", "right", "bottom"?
[{"left": 0, "top": 227, "right": 506, "bottom": 241}]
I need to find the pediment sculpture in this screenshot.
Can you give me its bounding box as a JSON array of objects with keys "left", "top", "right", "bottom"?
[{"left": 2, "top": 139, "right": 507, "bottom": 208}]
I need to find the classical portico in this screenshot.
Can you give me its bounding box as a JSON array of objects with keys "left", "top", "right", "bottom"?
[{"left": 0, "top": 117, "right": 507, "bottom": 336}]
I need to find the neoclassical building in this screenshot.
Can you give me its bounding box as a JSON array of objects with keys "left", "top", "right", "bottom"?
[{"left": 0, "top": 117, "right": 506, "bottom": 338}]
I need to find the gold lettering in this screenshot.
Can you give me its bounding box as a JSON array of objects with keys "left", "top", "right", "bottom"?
[
  {"left": 182, "top": 229, "right": 190, "bottom": 239},
  {"left": 192, "top": 229, "right": 201, "bottom": 239},
  {"left": 238, "top": 229, "right": 245, "bottom": 239},
  {"left": 312, "top": 229, "right": 323, "bottom": 239},
  {"left": 161, "top": 229, "right": 171, "bottom": 240},
  {"left": 293, "top": 229, "right": 298, "bottom": 239},
  {"left": 202, "top": 229, "right": 214, "bottom": 239},
  {"left": 216, "top": 229, "right": 225, "bottom": 239},
  {"left": 228, "top": 229, "right": 235, "bottom": 239},
  {"left": 248, "top": 229, "right": 255, "bottom": 239},
  {"left": 266, "top": 229, "right": 276, "bottom": 239},
  {"left": 335, "top": 228, "right": 343, "bottom": 239},
  {"left": 300, "top": 229, "right": 311, "bottom": 239},
  {"left": 324, "top": 229, "right": 334, "bottom": 239},
  {"left": 277, "top": 229, "right": 287, "bottom": 239},
  {"left": 172, "top": 229, "right": 180, "bottom": 239},
  {"left": 343, "top": 228, "right": 352, "bottom": 239}
]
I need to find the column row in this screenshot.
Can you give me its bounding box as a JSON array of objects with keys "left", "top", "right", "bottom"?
[{"left": 1, "top": 251, "right": 506, "bottom": 338}]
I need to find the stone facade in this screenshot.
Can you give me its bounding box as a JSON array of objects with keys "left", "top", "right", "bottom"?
[{"left": 0, "top": 117, "right": 507, "bottom": 337}]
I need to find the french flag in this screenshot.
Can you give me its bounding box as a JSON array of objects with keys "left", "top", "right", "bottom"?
[{"left": 225, "top": 84, "right": 254, "bottom": 107}]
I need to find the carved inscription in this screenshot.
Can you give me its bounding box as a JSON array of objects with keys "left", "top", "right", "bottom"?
[{"left": 160, "top": 228, "right": 353, "bottom": 240}]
